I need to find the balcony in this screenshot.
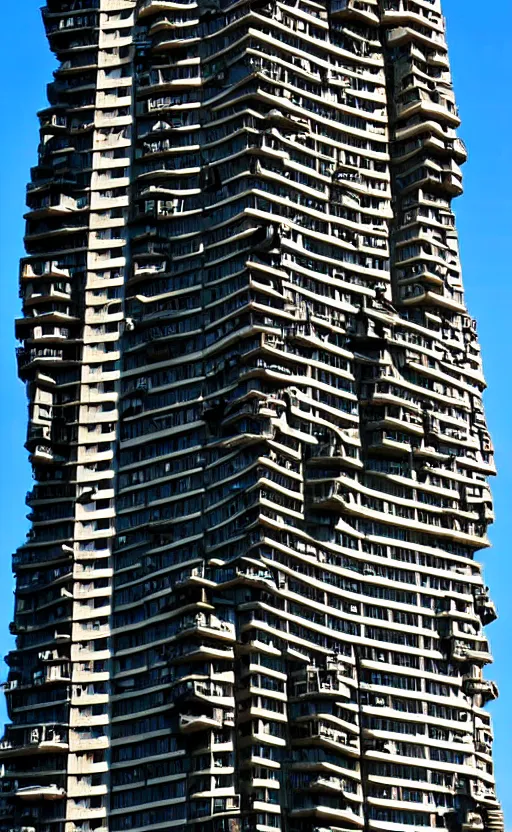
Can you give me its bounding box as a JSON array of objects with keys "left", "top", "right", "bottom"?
[
  {"left": 13, "top": 544, "right": 73, "bottom": 569},
  {"left": 179, "top": 709, "right": 225, "bottom": 734},
  {"left": 307, "top": 481, "right": 354, "bottom": 513},
  {"left": 451, "top": 638, "right": 493, "bottom": 666},
  {"left": 474, "top": 590, "right": 498, "bottom": 625},
  {"left": 23, "top": 285, "right": 72, "bottom": 308},
  {"left": 31, "top": 666, "right": 71, "bottom": 686},
  {"left": 330, "top": 0, "right": 379, "bottom": 25},
  {"left": 462, "top": 813, "right": 485, "bottom": 832},
  {"left": 39, "top": 111, "right": 67, "bottom": 132},
  {"left": 26, "top": 194, "right": 82, "bottom": 219},
  {"left": 394, "top": 91, "right": 459, "bottom": 127},
  {"left": 25, "top": 424, "right": 52, "bottom": 450},
  {"left": 15, "top": 784, "right": 66, "bottom": 801},
  {"left": 398, "top": 283, "right": 465, "bottom": 313},
  {"left": 172, "top": 679, "right": 234, "bottom": 708},
  {"left": 462, "top": 676, "right": 498, "bottom": 703},
  {"left": 236, "top": 566, "right": 276, "bottom": 588},
  {"left": 308, "top": 775, "right": 348, "bottom": 792},
  {"left": 292, "top": 664, "right": 352, "bottom": 700},
  {"left": 385, "top": 25, "right": 446, "bottom": 52},
  {"left": 442, "top": 171, "right": 464, "bottom": 196},
  {"left": 137, "top": 0, "right": 192, "bottom": 19},
  {"left": 0, "top": 728, "right": 68, "bottom": 760},
  {"left": 293, "top": 721, "right": 359, "bottom": 757},
  {"left": 30, "top": 445, "right": 56, "bottom": 465},
  {"left": 396, "top": 261, "right": 446, "bottom": 288},
  {"left": 170, "top": 642, "right": 235, "bottom": 663},
  {"left": 307, "top": 441, "right": 361, "bottom": 471},
  {"left": 180, "top": 615, "right": 236, "bottom": 642},
  {"left": 137, "top": 66, "right": 201, "bottom": 93},
  {"left": 289, "top": 801, "right": 363, "bottom": 825},
  {"left": 21, "top": 261, "right": 71, "bottom": 281},
  {"left": 447, "top": 137, "right": 468, "bottom": 163}
]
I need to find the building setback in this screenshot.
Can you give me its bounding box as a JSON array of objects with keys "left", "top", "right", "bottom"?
[{"left": 2, "top": 1, "right": 504, "bottom": 832}]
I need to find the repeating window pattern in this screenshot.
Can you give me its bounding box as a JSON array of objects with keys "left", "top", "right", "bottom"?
[{"left": 2, "top": 3, "right": 503, "bottom": 832}]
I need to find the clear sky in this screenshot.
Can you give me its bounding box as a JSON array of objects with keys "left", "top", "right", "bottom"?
[{"left": 0, "top": 0, "right": 510, "bottom": 817}]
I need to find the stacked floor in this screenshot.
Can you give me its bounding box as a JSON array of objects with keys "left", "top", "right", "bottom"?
[{"left": 2, "top": 2, "right": 504, "bottom": 832}]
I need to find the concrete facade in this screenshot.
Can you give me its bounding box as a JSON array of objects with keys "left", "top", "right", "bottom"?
[{"left": 2, "top": 2, "right": 504, "bottom": 832}]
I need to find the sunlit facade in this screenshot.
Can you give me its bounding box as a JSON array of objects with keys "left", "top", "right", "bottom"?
[{"left": 2, "top": 2, "right": 504, "bottom": 832}]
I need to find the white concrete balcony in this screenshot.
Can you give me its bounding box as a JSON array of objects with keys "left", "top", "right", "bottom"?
[
  {"left": 72, "top": 604, "right": 112, "bottom": 622},
  {"left": 330, "top": 0, "right": 379, "bottom": 25},
  {"left": 296, "top": 722, "right": 360, "bottom": 757},
  {"left": 15, "top": 784, "right": 66, "bottom": 801},
  {"left": 67, "top": 804, "right": 107, "bottom": 821},
  {"left": 68, "top": 734, "right": 109, "bottom": 753},
  {"left": 386, "top": 25, "right": 446, "bottom": 52},
  {"left": 290, "top": 802, "right": 363, "bottom": 825},
  {"left": 67, "top": 781, "right": 107, "bottom": 798},
  {"left": 72, "top": 621, "right": 111, "bottom": 640},
  {"left": 0, "top": 731, "right": 68, "bottom": 760},
  {"left": 179, "top": 711, "right": 224, "bottom": 734},
  {"left": 68, "top": 756, "right": 109, "bottom": 776}
]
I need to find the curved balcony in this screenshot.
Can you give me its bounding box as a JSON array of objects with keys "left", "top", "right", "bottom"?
[
  {"left": 179, "top": 708, "right": 233, "bottom": 734},
  {"left": 12, "top": 543, "right": 74, "bottom": 570},
  {"left": 147, "top": 14, "right": 199, "bottom": 37},
  {"left": 394, "top": 93, "right": 459, "bottom": 128},
  {"left": 289, "top": 801, "right": 364, "bottom": 825},
  {"left": 23, "top": 286, "right": 73, "bottom": 310},
  {"left": 29, "top": 445, "right": 67, "bottom": 466},
  {"left": 292, "top": 664, "right": 353, "bottom": 701},
  {"left": 385, "top": 24, "right": 446, "bottom": 52},
  {"left": 172, "top": 679, "right": 234, "bottom": 707},
  {"left": 292, "top": 720, "right": 360, "bottom": 757},
  {"left": 25, "top": 194, "right": 83, "bottom": 220},
  {"left": 15, "top": 308, "right": 80, "bottom": 340},
  {"left": 0, "top": 729, "right": 68, "bottom": 761},
  {"left": 474, "top": 590, "right": 498, "bottom": 625},
  {"left": 137, "top": 0, "right": 195, "bottom": 19},
  {"left": 308, "top": 774, "right": 351, "bottom": 793},
  {"left": 330, "top": 0, "right": 379, "bottom": 25},
  {"left": 462, "top": 676, "right": 498, "bottom": 703},
  {"left": 20, "top": 260, "right": 71, "bottom": 281},
  {"left": 307, "top": 441, "right": 362, "bottom": 471},
  {"left": 442, "top": 171, "right": 464, "bottom": 196},
  {"left": 137, "top": 67, "right": 202, "bottom": 94},
  {"left": 177, "top": 615, "right": 236, "bottom": 643},
  {"left": 38, "top": 111, "right": 68, "bottom": 133},
  {"left": 16, "top": 347, "right": 69, "bottom": 376},
  {"left": 15, "top": 784, "right": 66, "bottom": 801},
  {"left": 380, "top": 1, "right": 444, "bottom": 31},
  {"left": 307, "top": 481, "right": 356, "bottom": 513},
  {"left": 447, "top": 137, "right": 468, "bottom": 163},
  {"left": 45, "top": 19, "right": 99, "bottom": 43},
  {"left": 398, "top": 283, "right": 465, "bottom": 313},
  {"left": 451, "top": 638, "right": 493, "bottom": 666}
]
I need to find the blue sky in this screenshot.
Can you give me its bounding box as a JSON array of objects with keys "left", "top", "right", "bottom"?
[{"left": 0, "top": 0, "right": 510, "bottom": 816}]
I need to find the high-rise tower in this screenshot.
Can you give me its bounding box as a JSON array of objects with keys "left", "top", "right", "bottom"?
[{"left": 2, "top": 2, "right": 504, "bottom": 832}]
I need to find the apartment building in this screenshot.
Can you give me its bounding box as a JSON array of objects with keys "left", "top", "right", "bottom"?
[{"left": 1, "top": 2, "right": 504, "bottom": 832}]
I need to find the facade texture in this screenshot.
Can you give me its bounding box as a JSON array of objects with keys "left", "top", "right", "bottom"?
[{"left": 2, "top": 1, "right": 504, "bottom": 832}]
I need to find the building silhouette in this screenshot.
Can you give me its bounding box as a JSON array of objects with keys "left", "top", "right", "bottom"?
[{"left": 2, "top": 2, "right": 504, "bottom": 832}]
